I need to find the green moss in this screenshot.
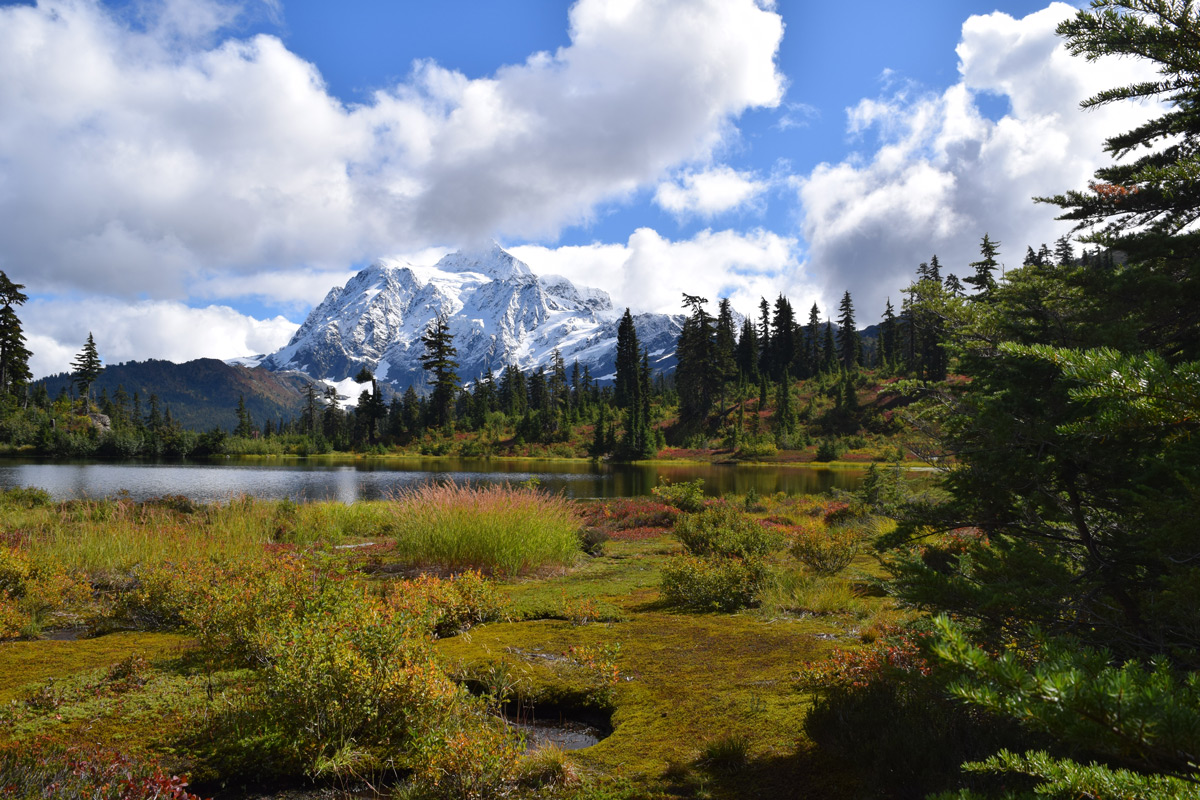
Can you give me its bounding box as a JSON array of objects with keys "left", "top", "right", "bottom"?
[{"left": 0, "top": 632, "right": 189, "bottom": 703}]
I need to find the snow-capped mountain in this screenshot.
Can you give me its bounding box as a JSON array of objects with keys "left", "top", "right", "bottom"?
[{"left": 258, "top": 244, "right": 683, "bottom": 393}]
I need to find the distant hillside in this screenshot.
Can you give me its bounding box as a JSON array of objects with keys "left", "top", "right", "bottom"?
[{"left": 36, "top": 359, "right": 313, "bottom": 431}]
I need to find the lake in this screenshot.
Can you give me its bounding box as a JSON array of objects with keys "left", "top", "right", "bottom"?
[{"left": 0, "top": 457, "right": 866, "bottom": 503}]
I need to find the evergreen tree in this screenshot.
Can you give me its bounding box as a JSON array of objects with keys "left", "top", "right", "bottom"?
[
  {"left": 401, "top": 386, "right": 422, "bottom": 437},
  {"left": 590, "top": 402, "right": 609, "bottom": 458},
  {"left": 70, "top": 332, "right": 103, "bottom": 406},
  {"left": 0, "top": 272, "right": 30, "bottom": 405},
  {"left": 884, "top": 6, "right": 1200, "bottom": 793},
  {"left": 821, "top": 322, "right": 837, "bottom": 373},
  {"left": 880, "top": 298, "right": 898, "bottom": 370},
  {"left": 735, "top": 317, "right": 760, "bottom": 383},
  {"left": 146, "top": 393, "right": 163, "bottom": 431},
  {"left": 757, "top": 297, "right": 772, "bottom": 376},
  {"left": 767, "top": 295, "right": 797, "bottom": 380},
  {"left": 420, "top": 315, "right": 460, "bottom": 429},
  {"left": 806, "top": 303, "right": 823, "bottom": 376},
  {"left": 302, "top": 383, "right": 322, "bottom": 434},
  {"left": 917, "top": 254, "right": 942, "bottom": 283},
  {"left": 675, "top": 294, "right": 718, "bottom": 427},
  {"left": 1053, "top": 234, "right": 1075, "bottom": 267},
  {"left": 614, "top": 309, "right": 640, "bottom": 411},
  {"left": 964, "top": 233, "right": 1001, "bottom": 299},
  {"left": 498, "top": 364, "right": 527, "bottom": 417},
  {"left": 714, "top": 298, "right": 738, "bottom": 392},
  {"left": 774, "top": 370, "right": 794, "bottom": 435},
  {"left": 836, "top": 290, "right": 861, "bottom": 369},
  {"left": 234, "top": 395, "right": 253, "bottom": 437}
]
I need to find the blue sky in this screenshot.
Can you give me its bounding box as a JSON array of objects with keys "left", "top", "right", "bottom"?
[{"left": 0, "top": 0, "right": 1155, "bottom": 376}]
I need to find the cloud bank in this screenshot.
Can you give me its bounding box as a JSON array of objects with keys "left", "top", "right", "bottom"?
[
  {"left": 795, "top": 2, "right": 1161, "bottom": 318},
  {"left": 510, "top": 227, "right": 807, "bottom": 319},
  {"left": 25, "top": 298, "right": 297, "bottom": 380},
  {"left": 0, "top": 0, "right": 785, "bottom": 300}
]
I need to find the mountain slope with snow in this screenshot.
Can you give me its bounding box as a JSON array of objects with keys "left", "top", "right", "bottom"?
[{"left": 259, "top": 244, "right": 683, "bottom": 391}]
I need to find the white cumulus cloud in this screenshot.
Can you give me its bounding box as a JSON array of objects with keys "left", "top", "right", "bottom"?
[
  {"left": 654, "top": 166, "right": 769, "bottom": 218},
  {"left": 794, "top": 2, "right": 1162, "bottom": 319},
  {"left": 510, "top": 227, "right": 810, "bottom": 319},
  {"left": 25, "top": 299, "right": 298, "bottom": 378},
  {"left": 0, "top": 0, "right": 784, "bottom": 301}
]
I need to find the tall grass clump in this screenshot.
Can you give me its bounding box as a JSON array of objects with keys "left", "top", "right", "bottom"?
[{"left": 389, "top": 483, "right": 581, "bottom": 575}]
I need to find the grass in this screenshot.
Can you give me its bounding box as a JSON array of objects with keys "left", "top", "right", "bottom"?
[
  {"left": 0, "top": 494, "right": 397, "bottom": 576},
  {"left": 389, "top": 483, "right": 583, "bottom": 575}
]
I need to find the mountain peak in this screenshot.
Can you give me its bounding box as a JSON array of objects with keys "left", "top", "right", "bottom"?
[
  {"left": 260, "top": 245, "right": 683, "bottom": 391},
  {"left": 433, "top": 242, "right": 532, "bottom": 280}
]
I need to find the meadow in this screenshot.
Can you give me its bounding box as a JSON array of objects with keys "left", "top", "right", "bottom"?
[{"left": 0, "top": 480, "right": 924, "bottom": 799}]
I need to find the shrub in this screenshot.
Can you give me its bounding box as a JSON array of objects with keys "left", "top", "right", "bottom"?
[
  {"left": 660, "top": 553, "right": 771, "bottom": 612},
  {"left": 674, "top": 504, "right": 783, "bottom": 560},
  {"left": 734, "top": 440, "right": 777, "bottom": 460},
  {"left": 579, "top": 526, "right": 609, "bottom": 555},
  {"left": 0, "top": 486, "right": 52, "bottom": 509},
  {"left": 0, "top": 546, "right": 90, "bottom": 638},
  {"left": 411, "top": 712, "right": 523, "bottom": 800},
  {"left": 581, "top": 498, "right": 678, "bottom": 534},
  {"left": 115, "top": 556, "right": 344, "bottom": 665},
  {"left": 651, "top": 478, "right": 707, "bottom": 513},
  {"left": 257, "top": 593, "right": 464, "bottom": 777},
  {"left": 0, "top": 740, "right": 201, "bottom": 799},
  {"left": 390, "top": 483, "right": 581, "bottom": 575},
  {"left": 562, "top": 642, "right": 623, "bottom": 708},
  {"left": 0, "top": 597, "right": 24, "bottom": 639},
  {"left": 111, "top": 562, "right": 193, "bottom": 631},
  {"left": 0, "top": 546, "right": 31, "bottom": 600},
  {"left": 791, "top": 522, "right": 871, "bottom": 576},
  {"left": 815, "top": 439, "right": 842, "bottom": 462},
  {"left": 386, "top": 570, "right": 506, "bottom": 638},
  {"left": 798, "top": 629, "right": 1028, "bottom": 799}
]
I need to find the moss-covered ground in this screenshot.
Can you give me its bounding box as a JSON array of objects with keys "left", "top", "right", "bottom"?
[
  {"left": 436, "top": 533, "right": 884, "bottom": 799},
  {"left": 0, "top": 492, "right": 902, "bottom": 799}
]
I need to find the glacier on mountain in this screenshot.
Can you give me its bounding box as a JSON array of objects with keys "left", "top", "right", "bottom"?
[{"left": 258, "top": 244, "right": 683, "bottom": 392}]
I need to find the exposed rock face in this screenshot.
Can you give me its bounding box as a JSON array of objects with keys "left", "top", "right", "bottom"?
[
  {"left": 258, "top": 244, "right": 683, "bottom": 391},
  {"left": 86, "top": 411, "right": 111, "bottom": 433}
]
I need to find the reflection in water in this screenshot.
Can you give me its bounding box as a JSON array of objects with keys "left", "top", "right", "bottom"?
[{"left": 0, "top": 458, "right": 865, "bottom": 503}]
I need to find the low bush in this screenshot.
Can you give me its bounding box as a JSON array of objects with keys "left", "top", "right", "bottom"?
[
  {"left": 791, "top": 522, "right": 871, "bottom": 576},
  {"left": 815, "top": 439, "right": 842, "bottom": 462},
  {"left": 386, "top": 570, "right": 506, "bottom": 638},
  {"left": 0, "top": 739, "right": 202, "bottom": 799},
  {"left": 660, "top": 553, "right": 771, "bottom": 612},
  {"left": 734, "top": 440, "right": 777, "bottom": 460},
  {"left": 651, "top": 478, "right": 707, "bottom": 513},
  {"left": 798, "top": 629, "right": 1027, "bottom": 799},
  {"left": 0, "top": 546, "right": 90, "bottom": 638},
  {"left": 0, "top": 486, "right": 52, "bottom": 509},
  {"left": 257, "top": 592, "right": 465, "bottom": 777},
  {"left": 410, "top": 711, "right": 523, "bottom": 800},
  {"left": 389, "top": 483, "right": 581, "bottom": 575},
  {"left": 674, "top": 504, "right": 784, "bottom": 560},
  {"left": 582, "top": 498, "right": 679, "bottom": 533}
]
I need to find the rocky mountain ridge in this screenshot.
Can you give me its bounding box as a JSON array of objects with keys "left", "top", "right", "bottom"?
[{"left": 256, "top": 244, "right": 683, "bottom": 393}]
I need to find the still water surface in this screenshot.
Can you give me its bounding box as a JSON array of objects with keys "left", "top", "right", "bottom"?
[{"left": 0, "top": 457, "right": 865, "bottom": 503}]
